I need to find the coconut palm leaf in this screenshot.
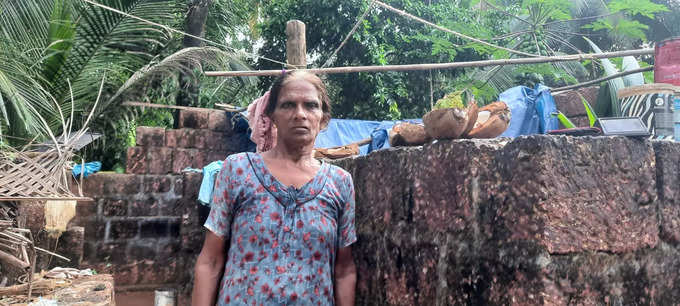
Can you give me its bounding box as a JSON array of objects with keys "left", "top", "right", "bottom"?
[
  {"left": 48, "top": 0, "right": 177, "bottom": 104},
  {"left": 584, "top": 37, "right": 624, "bottom": 116}
]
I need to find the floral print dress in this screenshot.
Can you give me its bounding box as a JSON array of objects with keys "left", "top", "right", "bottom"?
[{"left": 205, "top": 152, "right": 357, "bottom": 305}]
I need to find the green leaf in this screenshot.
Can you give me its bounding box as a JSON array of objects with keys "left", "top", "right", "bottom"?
[
  {"left": 554, "top": 111, "right": 576, "bottom": 128},
  {"left": 578, "top": 93, "right": 598, "bottom": 127},
  {"left": 621, "top": 56, "right": 644, "bottom": 86},
  {"left": 614, "top": 19, "right": 648, "bottom": 41},
  {"left": 582, "top": 20, "right": 613, "bottom": 32},
  {"left": 584, "top": 37, "right": 624, "bottom": 116},
  {"left": 609, "top": 0, "right": 669, "bottom": 19}
]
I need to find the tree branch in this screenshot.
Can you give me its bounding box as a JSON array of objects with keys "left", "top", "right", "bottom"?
[{"left": 551, "top": 66, "right": 653, "bottom": 93}]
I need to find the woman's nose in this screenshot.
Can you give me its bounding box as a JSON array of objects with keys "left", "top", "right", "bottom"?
[{"left": 293, "top": 104, "right": 307, "bottom": 119}]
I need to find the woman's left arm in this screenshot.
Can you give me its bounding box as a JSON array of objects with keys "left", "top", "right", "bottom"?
[{"left": 335, "top": 246, "right": 357, "bottom": 306}]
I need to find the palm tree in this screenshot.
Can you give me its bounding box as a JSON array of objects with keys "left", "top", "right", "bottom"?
[{"left": 0, "top": 0, "right": 254, "bottom": 146}]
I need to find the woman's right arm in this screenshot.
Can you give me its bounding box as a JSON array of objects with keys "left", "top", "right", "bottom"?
[{"left": 192, "top": 231, "right": 227, "bottom": 306}]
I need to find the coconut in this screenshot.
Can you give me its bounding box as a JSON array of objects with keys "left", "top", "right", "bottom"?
[
  {"left": 462, "top": 100, "right": 478, "bottom": 137},
  {"left": 389, "top": 122, "right": 429, "bottom": 146},
  {"left": 465, "top": 101, "right": 511, "bottom": 138},
  {"left": 423, "top": 107, "right": 469, "bottom": 140}
]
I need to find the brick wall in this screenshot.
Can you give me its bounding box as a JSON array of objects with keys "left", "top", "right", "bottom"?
[
  {"left": 71, "top": 109, "right": 240, "bottom": 299},
  {"left": 126, "top": 109, "right": 238, "bottom": 175}
]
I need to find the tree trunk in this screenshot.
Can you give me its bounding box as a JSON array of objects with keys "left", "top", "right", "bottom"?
[{"left": 175, "top": 0, "right": 213, "bottom": 124}]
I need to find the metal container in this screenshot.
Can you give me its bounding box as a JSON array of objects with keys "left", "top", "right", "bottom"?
[
  {"left": 154, "top": 289, "right": 176, "bottom": 306},
  {"left": 655, "top": 37, "right": 680, "bottom": 86}
]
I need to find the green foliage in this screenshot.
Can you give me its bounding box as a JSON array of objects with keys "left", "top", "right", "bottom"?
[
  {"left": 578, "top": 93, "right": 598, "bottom": 127},
  {"left": 434, "top": 91, "right": 465, "bottom": 110},
  {"left": 257, "top": 0, "right": 507, "bottom": 120},
  {"left": 609, "top": 0, "right": 669, "bottom": 18},
  {"left": 555, "top": 111, "right": 576, "bottom": 128}
]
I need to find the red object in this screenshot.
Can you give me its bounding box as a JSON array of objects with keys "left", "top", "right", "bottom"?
[{"left": 655, "top": 37, "right": 680, "bottom": 86}]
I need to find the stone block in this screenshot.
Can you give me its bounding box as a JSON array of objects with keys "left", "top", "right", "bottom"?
[
  {"left": 334, "top": 135, "right": 664, "bottom": 305},
  {"left": 112, "top": 261, "right": 141, "bottom": 286},
  {"left": 205, "top": 131, "right": 226, "bottom": 150},
  {"left": 494, "top": 136, "right": 658, "bottom": 254},
  {"left": 175, "top": 128, "right": 206, "bottom": 149},
  {"left": 51, "top": 226, "right": 85, "bottom": 268},
  {"left": 127, "top": 239, "right": 158, "bottom": 260},
  {"left": 126, "top": 146, "right": 147, "bottom": 174},
  {"left": 75, "top": 200, "right": 98, "bottom": 219},
  {"left": 82, "top": 241, "right": 98, "bottom": 262},
  {"left": 138, "top": 258, "right": 180, "bottom": 284},
  {"left": 108, "top": 219, "right": 139, "bottom": 240},
  {"left": 165, "top": 129, "right": 179, "bottom": 147},
  {"left": 178, "top": 109, "right": 209, "bottom": 129},
  {"left": 653, "top": 141, "right": 680, "bottom": 245},
  {"left": 97, "top": 241, "right": 128, "bottom": 263},
  {"left": 157, "top": 239, "right": 181, "bottom": 255},
  {"left": 553, "top": 86, "right": 599, "bottom": 117},
  {"left": 182, "top": 172, "right": 202, "bottom": 200},
  {"left": 102, "top": 199, "right": 127, "bottom": 217},
  {"left": 146, "top": 147, "right": 173, "bottom": 174},
  {"left": 160, "top": 199, "right": 182, "bottom": 216},
  {"left": 129, "top": 197, "right": 160, "bottom": 217},
  {"left": 143, "top": 175, "right": 174, "bottom": 193},
  {"left": 208, "top": 110, "right": 232, "bottom": 134},
  {"left": 172, "top": 148, "right": 198, "bottom": 173},
  {"left": 207, "top": 151, "right": 228, "bottom": 164},
  {"left": 82, "top": 173, "right": 142, "bottom": 196},
  {"left": 192, "top": 150, "right": 207, "bottom": 169},
  {"left": 136, "top": 126, "right": 165, "bottom": 147},
  {"left": 140, "top": 219, "right": 169, "bottom": 238},
  {"left": 82, "top": 219, "right": 106, "bottom": 242}
]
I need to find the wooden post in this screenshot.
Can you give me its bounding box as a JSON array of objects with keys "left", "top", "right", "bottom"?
[{"left": 286, "top": 20, "right": 307, "bottom": 68}]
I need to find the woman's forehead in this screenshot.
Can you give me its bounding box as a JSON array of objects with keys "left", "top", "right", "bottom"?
[{"left": 278, "top": 79, "right": 319, "bottom": 100}]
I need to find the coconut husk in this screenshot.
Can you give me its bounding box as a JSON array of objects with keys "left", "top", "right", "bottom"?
[
  {"left": 423, "top": 107, "right": 469, "bottom": 139},
  {"left": 389, "top": 122, "right": 429, "bottom": 146},
  {"left": 462, "top": 101, "right": 478, "bottom": 136},
  {"left": 465, "top": 101, "right": 511, "bottom": 138},
  {"left": 313, "top": 144, "right": 359, "bottom": 160}
]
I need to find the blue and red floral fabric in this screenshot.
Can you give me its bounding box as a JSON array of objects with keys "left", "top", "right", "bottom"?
[{"left": 205, "top": 152, "right": 356, "bottom": 305}]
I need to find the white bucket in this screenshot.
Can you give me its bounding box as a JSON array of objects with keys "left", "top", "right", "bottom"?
[{"left": 154, "top": 289, "right": 176, "bottom": 306}]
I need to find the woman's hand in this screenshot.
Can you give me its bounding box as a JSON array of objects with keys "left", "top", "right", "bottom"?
[
  {"left": 334, "top": 246, "right": 357, "bottom": 306},
  {"left": 192, "top": 231, "right": 227, "bottom": 306}
]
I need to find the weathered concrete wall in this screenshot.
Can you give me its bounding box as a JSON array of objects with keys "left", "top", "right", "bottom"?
[
  {"left": 70, "top": 105, "right": 680, "bottom": 304},
  {"left": 334, "top": 136, "right": 680, "bottom": 305}
]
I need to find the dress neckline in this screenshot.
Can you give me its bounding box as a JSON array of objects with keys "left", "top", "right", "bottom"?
[{"left": 246, "top": 152, "right": 329, "bottom": 206}]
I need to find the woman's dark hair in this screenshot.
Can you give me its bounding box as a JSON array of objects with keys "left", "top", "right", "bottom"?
[{"left": 265, "top": 70, "right": 332, "bottom": 128}]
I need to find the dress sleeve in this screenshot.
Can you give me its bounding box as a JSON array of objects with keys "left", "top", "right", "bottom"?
[
  {"left": 204, "top": 158, "right": 236, "bottom": 239},
  {"left": 338, "top": 173, "right": 357, "bottom": 248}
]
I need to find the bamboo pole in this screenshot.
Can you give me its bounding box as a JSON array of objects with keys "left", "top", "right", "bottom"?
[
  {"left": 552, "top": 66, "right": 654, "bottom": 93},
  {"left": 205, "top": 48, "right": 654, "bottom": 77}
]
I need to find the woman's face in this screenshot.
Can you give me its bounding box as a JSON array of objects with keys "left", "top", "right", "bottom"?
[{"left": 271, "top": 78, "right": 324, "bottom": 145}]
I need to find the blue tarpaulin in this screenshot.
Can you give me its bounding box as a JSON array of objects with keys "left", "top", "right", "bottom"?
[
  {"left": 314, "top": 118, "right": 421, "bottom": 155},
  {"left": 499, "top": 84, "right": 559, "bottom": 137}
]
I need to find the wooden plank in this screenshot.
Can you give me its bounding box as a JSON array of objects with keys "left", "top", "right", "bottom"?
[
  {"left": 122, "top": 101, "right": 216, "bottom": 112},
  {"left": 205, "top": 48, "right": 654, "bottom": 77}
]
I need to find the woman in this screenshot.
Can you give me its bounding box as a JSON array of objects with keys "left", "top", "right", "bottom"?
[{"left": 192, "top": 70, "right": 357, "bottom": 306}]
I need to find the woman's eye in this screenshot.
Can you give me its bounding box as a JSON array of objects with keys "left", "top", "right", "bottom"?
[{"left": 305, "top": 102, "right": 319, "bottom": 109}]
